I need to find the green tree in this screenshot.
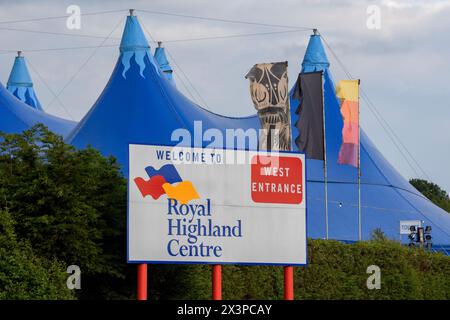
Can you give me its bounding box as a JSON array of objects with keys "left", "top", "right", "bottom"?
[
  {"left": 0, "top": 209, "right": 74, "bottom": 299},
  {"left": 410, "top": 179, "right": 450, "bottom": 213},
  {"left": 0, "top": 125, "right": 131, "bottom": 299},
  {"left": 370, "top": 228, "right": 389, "bottom": 242}
]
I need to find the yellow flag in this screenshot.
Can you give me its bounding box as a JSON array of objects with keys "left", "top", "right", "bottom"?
[
  {"left": 162, "top": 181, "right": 200, "bottom": 204},
  {"left": 336, "top": 80, "right": 359, "bottom": 102},
  {"left": 336, "top": 79, "right": 360, "bottom": 167}
]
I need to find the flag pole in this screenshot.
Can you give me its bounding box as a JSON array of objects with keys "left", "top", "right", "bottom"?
[
  {"left": 357, "top": 79, "right": 362, "bottom": 241},
  {"left": 321, "top": 71, "right": 329, "bottom": 240}
]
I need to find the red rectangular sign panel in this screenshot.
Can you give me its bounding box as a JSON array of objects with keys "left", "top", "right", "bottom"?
[{"left": 251, "top": 155, "right": 303, "bottom": 204}]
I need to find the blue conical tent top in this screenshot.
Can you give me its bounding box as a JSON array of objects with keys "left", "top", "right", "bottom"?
[
  {"left": 67, "top": 12, "right": 258, "bottom": 170},
  {"left": 301, "top": 33, "right": 330, "bottom": 72},
  {"left": 0, "top": 80, "right": 76, "bottom": 137},
  {"left": 7, "top": 52, "right": 43, "bottom": 111},
  {"left": 119, "top": 12, "right": 149, "bottom": 53},
  {"left": 154, "top": 43, "right": 175, "bottom": 84}
]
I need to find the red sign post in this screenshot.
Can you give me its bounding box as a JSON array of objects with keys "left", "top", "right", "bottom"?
[
  {"left": 212, "top": 265, "right": 222, "bottom": 300},
  {"left": 284, "top": 266, "right": 294, "bottom": 300},
  {"left": 137, "top": 264, "right": 147, "bottom": 300}
]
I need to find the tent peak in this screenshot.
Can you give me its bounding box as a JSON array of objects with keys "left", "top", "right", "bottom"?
[
  {"left": 7, "top": 55, "right": 32, "bottom": 87},
  {"left": 154, "top": 44, "right": 175, "bottom": 84},
  {"left": 129, "top": 8, "right": 135, "bottom": 16},
  {"left": 6, "top": 54, "right": 43, "bottom": 111},
  {"left": 119, "top": 14, "right": 149, "bottom": 53},
  {"left": 301, "top": 33, "right": 329, "bottom": 73},
  {"left": 119, "top": 14, "right": 161, "bottom": 79}
]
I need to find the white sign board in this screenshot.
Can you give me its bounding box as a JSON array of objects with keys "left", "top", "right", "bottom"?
[
  {"left": 128, "top": 144, "right": 307, "bottom": 266},
  {"left": 400, "top": 220, "right": 422, "bottom": 235}
]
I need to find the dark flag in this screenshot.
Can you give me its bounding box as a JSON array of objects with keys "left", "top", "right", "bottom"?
[{"left": 293, "top": 71, "right": 324, "bottom": 160}]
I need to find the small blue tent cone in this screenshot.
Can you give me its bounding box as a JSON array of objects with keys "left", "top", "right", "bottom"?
[
  {"left": 7, "top": 52, "right": 43, "bottom": 111},
  {"left": 301, "top": 31, "right": 330, "bottom": 73},
  {"left": 119, "top": 11, "right": 149, "bottom": 53},
  {"left": 0, "top": 81, "right": 76, "bottom": 137},
  {"left": 154, "top": 42, "right": 175, "bottom": 84}
]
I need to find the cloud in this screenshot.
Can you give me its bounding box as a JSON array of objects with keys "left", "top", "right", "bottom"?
[{"left": 382, "top": 0, "right": 450, "bottom": 13}]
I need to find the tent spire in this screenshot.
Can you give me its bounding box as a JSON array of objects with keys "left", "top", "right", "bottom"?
[
  {"left": 154, "top": 42, "right": 175, "bottom": 84},
  {"left": 118, "top": 11, "right": 162, "bottom": 79},
  {"left": 301, "top": 31, "right": 329, "bottom": 73},
  {"left": 119, "top": 11, "right": 150, "bottom": 53},
  {"left": 6, "top": 52, "right": 43, "bottom": 111}
]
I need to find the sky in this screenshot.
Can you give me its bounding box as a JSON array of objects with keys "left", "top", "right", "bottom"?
[{"left": 0, "top": 0, "right": 449, "bottom": 192}]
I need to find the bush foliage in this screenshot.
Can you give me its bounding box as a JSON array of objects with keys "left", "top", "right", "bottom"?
[{"left": 149, "top": 239, "right": 450, "bottom": 300}]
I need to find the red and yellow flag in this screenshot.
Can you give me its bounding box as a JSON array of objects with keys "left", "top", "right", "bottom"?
[{"left": 336, "top": 80, "right": 360, "bottom": 167}]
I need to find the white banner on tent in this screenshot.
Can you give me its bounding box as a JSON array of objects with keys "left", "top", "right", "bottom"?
[
  {"left": 128, "top": 144, "right": 307, "bottom": 265},
  {"left": 400, "top": 220, "right": 422, "bottom": 235}
]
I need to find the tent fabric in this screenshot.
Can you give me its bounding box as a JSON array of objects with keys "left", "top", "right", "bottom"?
[
  {"left": 67, "top": 14, "right": 450, "bottom": 252},
  {"left": 0, "top": 81, "right": 76, "bottom": 137},
  {"left": 7, "top": 55, "right": 43, "bottom": 111}
]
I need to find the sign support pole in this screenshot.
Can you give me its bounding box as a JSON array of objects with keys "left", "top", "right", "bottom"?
[
  {"left": 212, "top": 264, "right": 222, "bottom": 300},
  {"left": 137, "top": 264, "right": 147, "bottom": 300},
  {"left": 284, "top": 266, "right": 294, "bottom": 300}
]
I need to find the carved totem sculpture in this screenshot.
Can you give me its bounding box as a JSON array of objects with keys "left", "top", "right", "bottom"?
[{"left": 245, "top": 62, "right": 292, "bottom": 151}]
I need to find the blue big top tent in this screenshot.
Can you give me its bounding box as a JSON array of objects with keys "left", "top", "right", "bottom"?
[
  {"left": 0, "top": 52, "right": 76, "bottom": 137},
  {"left": 67, "top": 12, "right": 450, "bottom": 253}
]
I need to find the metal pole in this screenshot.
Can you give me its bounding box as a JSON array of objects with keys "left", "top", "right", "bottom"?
[
  {"left": 283, "top": 66, "right": 295, "bottom": 300},
  {"left": 212, "top": 265, "right": 222, "bottom": 300},
  {"left": 137, "top": 264, "right": 147, "bottom": 300},
  {"left": 321, "top": 71, "right": 329, "bottom": 240},
  {"left": 358, "top": 79, "right": 362, "bottom": 241}
]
